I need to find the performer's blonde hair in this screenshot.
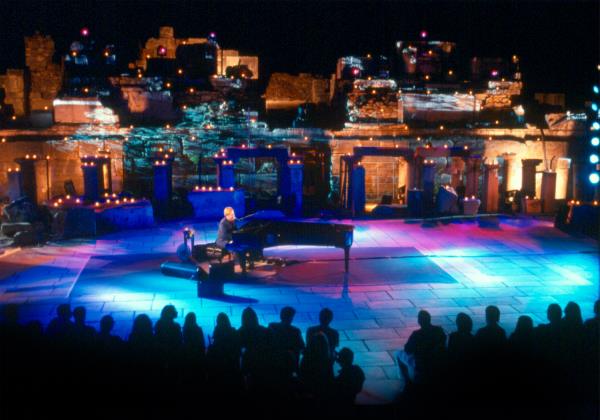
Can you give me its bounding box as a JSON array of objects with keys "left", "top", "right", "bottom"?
[{"left": 224, "top": 206, "right": 234, "bottom": 216}]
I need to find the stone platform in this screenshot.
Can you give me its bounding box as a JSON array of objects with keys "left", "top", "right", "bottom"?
[{"left": 0, "top": 215, "right": 597, "bottom": 404}]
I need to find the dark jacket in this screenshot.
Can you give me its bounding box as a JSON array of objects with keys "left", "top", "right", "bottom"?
[{"left": 216, "top": 217, "right": 235, "bottom": 248}]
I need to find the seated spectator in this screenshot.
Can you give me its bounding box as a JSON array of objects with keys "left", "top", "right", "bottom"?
[
  {"left": 475, "top": 305, "right": 506, "bottom": 352},
  {"left": 72, "top": 306, "right": 96, "bottom": 347},
  {"left": 129, "top": 314, "right": 155, "bottom": 349},
  {"left": 447, "top": 312, "right": 475, "bottom": 362},
  {"left": 154, "top": 305, "right": 183, "bottom": 354},
  {"left": 237, "top": 307, "right": 269, "bottom": 384},
  {"left": 268, "top": 306, "right": 305, "bottom": 378},
  {"left": 583, "top": 299, "right": 599, "bottom": 352},
  {"left": 183, "top": 312, "right": 206, "bottom": 357},
  {"left": 299, "top": 331, "right": 334, "bottom": 401},
  {"left": 207, "top": 312, "right": 242, "bottom": 392},
  {"left": 559, "top": 301, "right": 586, "bottom": 384},
  {"left": 534, "top": 303, "right": 562, "bottom": 362},
  {"left": 508, "top": 315, "right": 534, "bottom": 355},
  {"left": 334, "top": 347, "right": 365, "bottom": 405},
  {"left": 306, "top": 308, "right": 339, "bottom": 364},
  {"left": 396, "top": 310, "right": 446, "bottom": 384},
  {"left": 46, "top": 303, "right": 74, "bottom": 341},
  {"left": 97, "top": 315, "right": 123, "bottom": 351}
]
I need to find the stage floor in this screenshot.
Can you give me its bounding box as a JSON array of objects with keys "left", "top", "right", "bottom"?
[{"left": 0, "top": 216, "right": 598, "bottom": 404}]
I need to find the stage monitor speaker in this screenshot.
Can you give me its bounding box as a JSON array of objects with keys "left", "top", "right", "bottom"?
[{"left": 197, "top": 261, "right": 234, "bottom": 297}]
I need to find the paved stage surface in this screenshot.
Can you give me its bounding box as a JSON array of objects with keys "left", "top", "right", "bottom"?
[{"left": 0, "top": 216, "right": 598, "bottom": 404}]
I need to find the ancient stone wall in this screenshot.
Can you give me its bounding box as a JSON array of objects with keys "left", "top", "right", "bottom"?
[
  {"left": 0, "top": 70, "right": 27, "bottom": 116},
  {"left": 265, "top": 73, "right": 331, "bottom": 109},
  {"left": 329, "top": 136, "right": 570, "bottom": 203},
  {"left": 0, "top": 140, "right": 123, "bottom": 201},
  {"left": 25, "top": 34, "right": 62, "bottom": 111}
]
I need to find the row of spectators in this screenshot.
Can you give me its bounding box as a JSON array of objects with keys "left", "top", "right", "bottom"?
[
  {"left": 1, "top": 300, "right": 598, "bottom": 418},
  {"left": 0, "top": 304, "right": 365, "bottom": 417}
]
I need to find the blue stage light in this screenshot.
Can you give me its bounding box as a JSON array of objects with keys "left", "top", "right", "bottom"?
[
  {"left": 590, "top": 173, "right": 600, "bottom": 184},
  {"left": 594, "top": 85, "right": 599, "bottom": 95},
  {"left": 590, "top": 154, "right": 599, "bottom": 164},
  {"left": 593, "top": 103, "right": 599, "bottom": 112},
  {"left": 593, "top": 122, "right": 600, "bottom": 130},
  {"left": 592, "top": 137, "right": 600, "bottom": 146}
]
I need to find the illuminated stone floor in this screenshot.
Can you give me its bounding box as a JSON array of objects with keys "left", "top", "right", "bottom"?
[{"left": 0, "top": 216, "right": 598, "bottom": 404}]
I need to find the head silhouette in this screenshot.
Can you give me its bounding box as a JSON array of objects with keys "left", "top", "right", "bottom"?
[
  {"left": 280, "top": 306, "right": 296, "bottom": 325},
  {"left": 131, "top": 314, "right": 153, "bottom": 337},
  {"left": 241, "top": 307, "right": 259, "bottom": 329},
  {"left": 547, "top": 303, "right": 562, "bottom": 324},
  {"left": 455, "top": 312, "right": 473, "bottom": 334},
  {"left": 564, "top": 301, "right": 583, "bottom": 325},
  {"left": 184, "top": 312, "right": 198, "bottom": 328},
  {"left": 337, "top": 347, "right": 354, "bottom": 368},
  {"left": 73, "top": 306, "right": 86, "bottom": 325},
  {"left": 216, "top": 312, "right": 231, "bottom": 329},
  {"left": 100, "top": 315, "right": 115, "bottom": 335},
  {"left": 514, "top": 315, "right": 534, "bottom": 335},
  {"left": 417, "top": 310, "right": 432, "bottom": 328},
  {"left": 485, "top": 305, "right": 500, "bottom": 325},
  {"left": 57, "top": 303, "right": 72, "bottom": 320},
  {"left": 160, "top": 305, "right": 178, "bottom": 321},
  {"left": 319, "top": 308, "right": 334, "bottom": 327}
]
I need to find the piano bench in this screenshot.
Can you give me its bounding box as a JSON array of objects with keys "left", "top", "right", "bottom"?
[{"left": 205, "top": 244, "right": 231, "bottom": 263}]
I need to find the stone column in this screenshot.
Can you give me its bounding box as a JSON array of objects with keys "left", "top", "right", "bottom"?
[
  {"left": 501, "top": 153, "right": 520, "bottom": 192},
  {"left": 285, "top": 160, "right": 304, "bottom": 217},
  {"left": 554, "top": 158, "right": 571, "bottom": 200},
  {"left": 151, "top": 158, "right": 173, "bottom": 219},
  {"left": 422, "top": 159, "right": 437, "bottom": 212},
  {"left": 7, "top": 167, "right": 23, "bottom": 202},
  {"left": 482, "top": 163, "right": 500, "bottom": 213},
  {"left": 521, "top": 159, "right": 542, "bottom": 197},
  {"left": 541, "top": 171, "right": 557, "bottom": 213},
  {"left": 81, "top": 156, "right": 111, "bottom": 202},
  {"left": 350, "top": 163, "right": 366, "bottom": 217},
  {"left": 465, "top": 158, "right": 481, "bottom": 197},
  {"left": 215, "top": 158, "right": 235, "bottom": 189},
  {"left": 81, "top": 161, "right": 101, "bottom": 202}
]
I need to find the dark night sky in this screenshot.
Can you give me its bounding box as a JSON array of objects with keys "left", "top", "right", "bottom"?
[{"left": 1, "top": 0, "right": 598, "bottom": 106}]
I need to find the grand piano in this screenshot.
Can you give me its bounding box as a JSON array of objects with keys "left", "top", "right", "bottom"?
[{"left": 227, "top": 211, "right": 354, "bottom": 272}]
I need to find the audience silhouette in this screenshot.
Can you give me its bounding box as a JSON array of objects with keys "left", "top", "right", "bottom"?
[
  {"left": 306, "top": 307, "right": 339, "bottom": 364},
  {"left": 0, "top": 300, "right": 598, "bottom": 418}
]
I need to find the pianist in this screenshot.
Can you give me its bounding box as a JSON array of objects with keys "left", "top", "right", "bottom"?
[
  {"left": 216, "top": 206, "right": 236, "bottom": 249},
  {"left": 216, "top": 207, "right": 249, "bottom": 273}
]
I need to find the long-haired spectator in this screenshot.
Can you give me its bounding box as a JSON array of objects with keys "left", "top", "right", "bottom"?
[
  {"left": 299, "top": 331, "right": 334, "bottom": 401},
  {"left": 155, "top": 305, "right": 183, "bottom": 354},
  {"left": 129, "top": 314, "right": 155, "bottom": 349},
  {"left": 508, "top": 315, "right": 534, "bottom": 355},
  {"left": 207, "top": 312, "right": 242, "bottom": 395},
  {"left": 183, "top": 312, "right": 206, "bottom": 356},
  {"left": 238, "top": 307, "right": 269, "bottom": 387}
]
